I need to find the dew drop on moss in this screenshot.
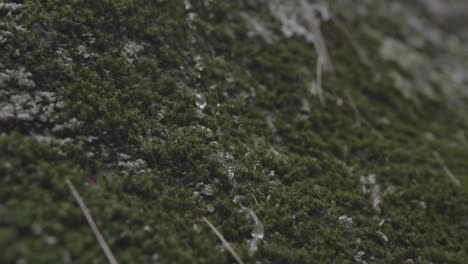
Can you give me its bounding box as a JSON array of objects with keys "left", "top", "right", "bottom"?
[
  {"left": 228, "top": 166, "right": 235, "bottom": 181},
  {"left": 195, "top": 93, "right": 207, "bottom": 109},
  {"left": 206, "top": 204, "right": 215, "bottom": 213}
]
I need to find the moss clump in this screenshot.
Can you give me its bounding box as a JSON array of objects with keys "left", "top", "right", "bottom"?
[{"left": 1, "top": 0, "right": 467, "bottom": 263}]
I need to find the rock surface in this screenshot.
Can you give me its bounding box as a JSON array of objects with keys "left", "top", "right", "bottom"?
[{"left": 1, "top": 0, "right": 467, "bottom": 263}]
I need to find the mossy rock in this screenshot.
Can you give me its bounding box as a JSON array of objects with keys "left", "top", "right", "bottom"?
[{"left": 1, "top": 1, "right": 467, "bottom": 263}]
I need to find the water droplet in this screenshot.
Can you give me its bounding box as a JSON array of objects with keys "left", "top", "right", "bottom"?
[
  {"left": 195, "top": 93, "right": 207, "bottom": 109},
  {"left": 269, "top": 170, "right": 275, "bottom": 178},
  {"left": 184, "top": 0, "right": 191, "bottom": 10},
  {"left": 228, "top": 166, "right": 235, "bottom": 181},
  {"left": 354, "top": 251, "right": 366, "bottom": 263},
  {"left": 300, "top": 98, "right": 310, "bottom": 113},
  {"left": 193, "top": 224, "right": 201, "bottom": 233},
  {"left": 43, "top": 235, "right": 57, "bottom": 245},
  {"left": 224, "top": 153, "right": 234, "bottom": 162},
  {"left": 157, "top": 110, "right": 165, "bottom": 121},
  {"left": 194, "top": 55, "right": 204, "bottom": 71},
  {"left": 192, "top": 191, "right": 201, "bottom": 199},
  {"left": 338, "top": 215, "right": 353, "bottom": 228},
  {"left": 206, "top": 204, "right": 215, "bottom": 213},
  {"left": 240, "top": 206, "right": 264, "bottom": 239},
  {"left": 240, "top": 205, "right": 264, "bottom": 254},
  {"left": 336, "top": 97, "right": 344, "bottom": 106},
  {"left": 419, "top": 201, "right": 427, "bottom": 209},
  {"left": 233, "top": 195, "right": 245, "bottom": 204},
  {"left": 201, "top": 184, "right": 214, "bottom": 196}
]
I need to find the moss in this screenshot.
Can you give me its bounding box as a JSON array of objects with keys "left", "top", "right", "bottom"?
[{"left": 1, "top": 0, "right": 467, "bottom": 263}]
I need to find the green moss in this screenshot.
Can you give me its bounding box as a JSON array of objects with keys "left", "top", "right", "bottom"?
[{"left": 1, "top": 0, "right": 467, "bottom": 263}]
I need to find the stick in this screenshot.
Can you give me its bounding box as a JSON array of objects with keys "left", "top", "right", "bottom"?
[
  {"left": 300, "top": 0, "right": 334, "bottom": 73},
  {"left": 433, "top": 151, "right": 461, "bottom": 186},
  {"left": 65, "top": 179, "right": 119, "bottom": 264},
  {"left": 202, "top": 217, "right": 244, "bottom": 264}
]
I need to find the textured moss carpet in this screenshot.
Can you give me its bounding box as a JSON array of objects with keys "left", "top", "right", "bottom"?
[{"left": 1, "top": 1, "right": 467, "bottom": 263}]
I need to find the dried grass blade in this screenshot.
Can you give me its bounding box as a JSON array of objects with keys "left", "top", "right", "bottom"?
[
  {"left": 433, "top": 151, "right": 461, "bottom": 186},
  {"left": 65, "top": 179, "right": 119, "bottom": 264},
  {"left": 202, "top": 217, "right": 244, "bottom": 264}
]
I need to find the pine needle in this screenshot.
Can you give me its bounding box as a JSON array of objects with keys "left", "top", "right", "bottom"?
[
  {"left": 299, "top": 0, "right": 333, "bottom": 105},
  {"left": 202, "top": 217, "right": 244, "bottom": 264},
  {"left": 65, "top": 179, "right": 119, "bottom": 264}
]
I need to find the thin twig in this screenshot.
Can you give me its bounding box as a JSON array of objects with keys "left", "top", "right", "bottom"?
[
  {"left": 202, "top": 217, "right": 244, "bottom": 264},
  {"left": 299, "top": 0, "right": 333, "bottom": 104},
  {"left": 433, "top": 151, "right": 461, "bottom": 186},
  {"left": 65, "top": 179, "right": 119, "bottom": 264},
  {"left": 300, "top": 0, "right": 334, "bottom": 73},
  {"left": 248, "top": 185, "right": 259, "bottom": 205},
  {"left": 251, "top": 193, "right": 259, "bottom": 205}
]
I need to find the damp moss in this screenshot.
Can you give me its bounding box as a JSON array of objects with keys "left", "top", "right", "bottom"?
[{"left": 0, "top": 0, "right": 467, "bottom": 263}]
